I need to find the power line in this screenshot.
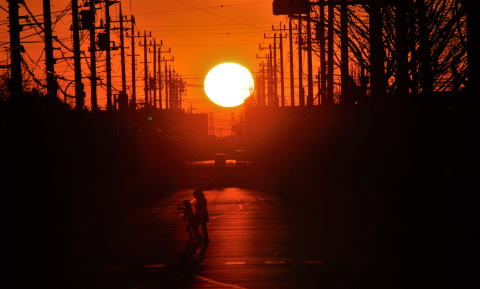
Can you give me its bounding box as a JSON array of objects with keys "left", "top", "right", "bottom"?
[{"left": 172, "top": 0, "right": 264, "bottom": 31}]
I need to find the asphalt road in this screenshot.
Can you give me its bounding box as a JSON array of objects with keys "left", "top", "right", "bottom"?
[{"left": 31, "top": 187, "right": 379, "bottom": 289}]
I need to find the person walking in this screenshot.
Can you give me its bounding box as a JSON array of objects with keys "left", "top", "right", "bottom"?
[
  {"left": 192, "top": 189, "right": 209, "bottom": 242},
  {"left": 181, "top": 200, "right": 196, "bottom": 241}
]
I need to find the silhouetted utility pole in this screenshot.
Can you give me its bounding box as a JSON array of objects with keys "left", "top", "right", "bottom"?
[
  {"left": 273, "top": 23, "right": 288, "bottom": 107},
  {"left": 394, "top": 0, "right": 408, "bottom": 101},
  {"left": 168, "top": 66, "right": 173, "bottom": 109},
  {"left": 118, "top": 5, "right": 128, "bottom": 112},
  {"left": 256, "top": 53, "right": 269, "bottom": 106},
  {"left": 164, "top": 59, "right": 168, "bottom": 109},
  {"left": 279, "top": 32, "right": 285, "bottom": 106},
  {"left": 340, "top": 3, "right": 350, "bottom": 104},
  {"left": 369, "top": 1, "right": 386, "bottom": 105},
  {"left": 129, "top": 16, "right": 137, "bottom": 109},
  {"left": 268, "top": 47, "right": 273, "bottom": 105},
  {"left": 104, "top": 0, "right": 113, "bottom": 110},
  {"left": 306, "top": 11, "right": 314, "bottom": 107},
  {"left": 264, "top": 32, "right": 278, "bottom": 106},
  {"left": 163, "top": 56, "right": 174, "bottom": 109},
  {"left": 158, "top": 43, "right": 170, "bottom": 110},
  {"left": 72, "top": 0, "right": 84, "bottom": 109},
  {"left": 298, "top": 16, "right": 304, "bottom": 106},
  {"left": 288, "top": 18, "right": 294, "bottom": 106},
  {"left": 88, "top": 0, "right": 98, "bottom": 110},
  {"left": 416, "top": 0, "right": 432, "bottom": 96},
  {"left": 318, "top": 0, "right": 327, "bottom": 106},
  {"left": 140, "top": 30, "right": 151, "bottom": 106},
  {"left": 43, "top": 0, "right": 56, "bottom": 99},
  {"left": 327, "top": 1, "right": 334, "bottom": 104},
  {"left": 464, "top": 0, "right": 479, "bottom": 93},
  {"left": 261, "top": 63, "right": 266, "bottom": 105},
  {"left": 151, "top": 39, "right": 157, "bottom": 108},
  {"left": 8, "top": 0, "right": 22, "bottom": 97}
]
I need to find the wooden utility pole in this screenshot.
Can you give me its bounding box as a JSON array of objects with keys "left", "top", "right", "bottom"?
[
  {"left": 168, "top": 66, "right": 173, "bottom": 109},
  {"left": 157, "top": 44, "right": 163, "bottom": 109},
  {"left": 164, "top": 59, "right": 168, "bottom": 109},
  {"left": 268, "top": 48, "right": 273, "bottom": 105},
  {"left": 157, "top": 44, "right": 170, "bottom": 110},
  {"left": 369, "top": 1, "right": 386, "bottom": 105},
  {"left": 43, "top": 0, "right": 56, "bottom": 99},
  {"left": 256, "top": 53, "right": 269, "bottom": 106},
  {"left": 260, "top": 63, "right": 266, "bottom": 105},
  {"left": 162, "top": 56, "right": 174, "bottom": 109},
  {"left": 118, "top": 5, "right": 128, "bottom": 112},
  {"left": 88, "top": 0, "right": 98, "bottom": 110},
  {"left": 298, "top": 16, "right": 304, "bottom": 106},
  {"left": 273, "top": 34, "right": 278, "bottom": 106},
  {"left": 416, "top": 0, "right": 432, "bottom": 96},
  {"left": 129, "top": 16, "right": 136, "bottom": 109},
  {"left": 273, "top": 22, "right": 289, "bottom": 107},
  {"left": 8, "top": 0, "right": 22, "bottom": 97},
  {"left": 288, "top": 18, "right": 294, "bottom": 106},
  {"left": 340, "top": 3, "right": 350, "bottom": 104},
  {"left": 327, "top": 1, "right": 334, "bottom": 104},
  {"left": 279, "top": 32, "right": 285, "bottom": 107},
  {"left": 140, "top": 30, "right": 151, "bottom": 106},
  {"left": 105, "top": 0, "right": 113, "bottom": 110},
  {"left": 152, "top": 39, "right": 157, "bottom": 108},
  {"left": 72, "top": 0, "right": 84, "bottom": 109},
  {"left": 318, "top": 1, "right": 327, "bottom": 106},
  {"left": 306, "top": 11, "right": 314, "bottom": 107}
]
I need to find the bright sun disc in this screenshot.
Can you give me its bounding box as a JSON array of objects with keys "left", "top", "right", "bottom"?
[{"left": 204, "top": 63, "right": 254, "bottom": 107}]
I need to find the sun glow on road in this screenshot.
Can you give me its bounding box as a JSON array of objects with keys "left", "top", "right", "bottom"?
[{"left": 204, "top": 63, "right": 254, "bottom": 107}]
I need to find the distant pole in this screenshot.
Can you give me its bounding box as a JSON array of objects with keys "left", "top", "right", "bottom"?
[
  {"left": 152, "top": 39, "right": 157, "bottom": 108},
  {"left": 273, "top": 34, "right": 278, "bottom": 106},
  {"left": 319, "top": 1, "right": 327, "bottom": 106},
  {"left": 43, "top": 0, "right": 56, "bottom": 99},
  {"left": 88, "top": 0, "right": 98, "bottom": 110},
  {"left": 369, "top": 1, "right": 386, "bottom": 105},
  {"left": 105, "top": 0, "right": 113, "bottom": 110},
  {"left": 268, "top": 48, "right": 272, "bottom": 106},
  {"left": 130, "top": 16, "right": 136, "bottom": 109},
  {"left": 164, "top": 59, "right": 168, "bottom": 109},
  {"left": 260, "top": 63, "right": 266, "bottom": 105},
  {"left": 72, "top": 0, "right": 84, "bottom": 109},
  {"left": 8, "top": 0, "right": 22, "bottom": 97},
  {"left": 340, "top": 4, "right": 350, "bottom": 104},
  {"left": 395, "top": 1, "right": 408, "bottom": 101},
  {"left": 279, "top": 32, "right": 285, "bottom": 107},
  {"left": 168, "top": 66, "right": 172, "bottom": 109},
  {"left": 288, "top": 18, "right": 294, "bottom": 106},
  {"left": 143, "top": 30, "right": 148, "bottom": 105},
  {"left": 306, "top": 11, "right": 313, "bottom": 107},
  {"left": 119, "top": 5, "right": 128, "bottom": 112},
  {"left": 158, "top": 44, "right": 162, "bottom": 109},
  {"left": 298, "top": 15, "right": 304, "bottom": 106},
  {"left": 327, "top": 1, "right": 334, "bottom": 104}
]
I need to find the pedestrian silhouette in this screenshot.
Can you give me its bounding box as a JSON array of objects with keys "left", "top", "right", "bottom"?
[
  {"left": 192, "top": 189, "right": 209, "bottom": 243},
  {"left": 181, "top": 200, "right": 196, "bottom": 240}
]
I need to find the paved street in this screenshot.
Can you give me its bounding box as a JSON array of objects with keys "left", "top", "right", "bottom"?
[{"left": 35, "top": 187, "right": 373, "bottom": 289}]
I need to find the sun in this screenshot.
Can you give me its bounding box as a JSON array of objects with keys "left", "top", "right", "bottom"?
[{"left": 204, "top": 63, "right": 254, "bottom": 107}]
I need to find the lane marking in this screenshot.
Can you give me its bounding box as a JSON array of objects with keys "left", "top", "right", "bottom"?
[
  {"left": 105, "top": 265, "right": 126, "bottom": 270},
  {"left": 264, "top": 260, "right": 286, "bottom": 264},
  {"left": 144, "top": 264, "right": 166, "bottom": 269},
  {"left": 225, "top": 261, "right": 246, "bottom": 265},
  {"left": 195, "top": 274, "right": 249, "bottom": 289},
  {"left": 304, "top": 260, "right": 326, "bottom": 264}
]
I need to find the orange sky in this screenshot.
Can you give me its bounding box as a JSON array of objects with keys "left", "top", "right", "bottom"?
[{"left": 0, "top": 0, "right": 286, "bottom": 135}]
